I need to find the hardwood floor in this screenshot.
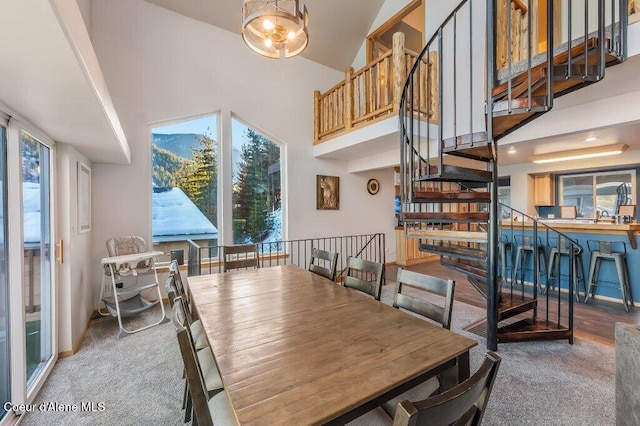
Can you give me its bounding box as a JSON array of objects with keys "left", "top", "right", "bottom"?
[{"left": 386, "top": 258, "right": 639, "bottom": 346}]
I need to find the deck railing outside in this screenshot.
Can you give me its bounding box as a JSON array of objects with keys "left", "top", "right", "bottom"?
[
  {"left": 187, "top": 233, "right": 386, "bottom": 283},
  {"left": 314, "top": 32, "right": 437, "bottom": 144}
]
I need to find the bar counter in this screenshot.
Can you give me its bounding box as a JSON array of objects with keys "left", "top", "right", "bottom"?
[{"left": 501, "top": 219, "right": 639, "bottom": 306}]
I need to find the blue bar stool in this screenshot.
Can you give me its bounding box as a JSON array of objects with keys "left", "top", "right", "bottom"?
[
  {"left": 513, "top": 235, "right": 547, "bottom": 293},
  {"left": 547, "top": 237, "right": 586, "bottom": 301},
  {"left": 585, "top": 240, "right": 633, "bottom": 312},
  {"left": 499, "top": 234, "right": 513, "bottom": 285}
]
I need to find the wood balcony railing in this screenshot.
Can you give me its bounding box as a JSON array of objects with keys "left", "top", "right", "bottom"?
[{"left": 313, "top": 32, "right": 438, "bottom": 144}]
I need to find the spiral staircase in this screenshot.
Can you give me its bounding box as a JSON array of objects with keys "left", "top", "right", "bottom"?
[{"left": 399, "top": 0, "right": 628, "bottom": 350}]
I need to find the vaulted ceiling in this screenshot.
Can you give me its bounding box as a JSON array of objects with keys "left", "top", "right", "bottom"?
[{"left": 143, "top": 0, "right": 386, "bottom": 70}]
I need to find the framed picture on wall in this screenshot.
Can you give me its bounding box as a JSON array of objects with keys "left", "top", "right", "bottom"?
[
  {"left": 630, "top": 0, "right": 640, "bottom": 24},
  {"left": 316, "top": 175, "right": 339, "bottom": 210},
  {"left": 78, "top": 162, "right": 91, "bottom": 233}
]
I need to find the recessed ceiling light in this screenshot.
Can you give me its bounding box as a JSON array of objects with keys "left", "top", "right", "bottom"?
[
  {"left": 507, "top": 147, "right": 516, "bottom": 154},
  {"left": 585, "top": 136, "right": 598, "bottom": 142}
]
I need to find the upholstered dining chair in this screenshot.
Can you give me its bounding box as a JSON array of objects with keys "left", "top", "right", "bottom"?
[
  {"left": 172, "top": 301, "right": 234, "bottom": 426},
  {"left": 308, "top": 247, "right": 339, "bottom": 281},
  {"left": 348, "top": 352, "right": 501, "bottom": 426},
  {"left": 223, "top": 244, "right": 259, "bottom": 272},
  {"left": 168, "top": 261, "right": 207, "bottom": 351},
  {"left": 381, "top": 268, "right": 455, "bottom": 418},
  {"left": 343, "top": 257, "right": 384, "bottom": 300}
]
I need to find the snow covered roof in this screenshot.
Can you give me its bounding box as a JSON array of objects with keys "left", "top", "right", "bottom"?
[{"left": 152, "top": 187, "right": 217, "bottom": 242}]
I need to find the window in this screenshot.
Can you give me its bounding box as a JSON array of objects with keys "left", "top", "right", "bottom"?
[
  {"left": 151, "top": 115, "right": 219, "bottom": 261},
  {"left": 559, "top": 170, "right": 636, "bottom": 218},
  {"left": 231, "top": 118, "right": 282, "bottom": 244}
]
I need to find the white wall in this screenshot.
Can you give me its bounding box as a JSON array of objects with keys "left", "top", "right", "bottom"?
[
  {"left": 88, "top": 0, "right": 397, "bottom": 302},
  {"left": 75, "top": 0, "right": 91, "bottom": 35},
  {"left": 351, "top": 0, "right": 413, "bottom": 70},
  {"left": 56, "top": 143, "right": 93, "bottom": 353}
]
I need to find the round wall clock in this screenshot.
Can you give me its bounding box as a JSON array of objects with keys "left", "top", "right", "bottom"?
[{"left": 367, "top": 178, "right": 380, "bottom": 195}]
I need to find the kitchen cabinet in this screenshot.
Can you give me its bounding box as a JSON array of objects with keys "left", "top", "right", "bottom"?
[
  {"left": 395, "top": 228, "right": 434, "bottom": 266},
  {"left": 534, "top": 173, "right": 555, "bottom": 206}
]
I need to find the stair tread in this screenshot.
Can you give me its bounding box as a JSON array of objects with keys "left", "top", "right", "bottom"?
[
  {"left": 418, "top": 164, "right": 492, "bottom": 183},
  {"left": 493, "top": 37, "right": 599, "bottom": 98},
  {"left": 412, "top": 191, "right": 491, "bottom": 202},
  {"left": 406, "top": 229, "right": 488, "bottom": 243},
  {"left": 420, "top": 244, "right": 487, "bottom": 260},
  {"left": 465, "top": 317, "right": 571, "bottom": 342},
  {"left": 402, "top": 212, "right": 489, "bottom": 222}
]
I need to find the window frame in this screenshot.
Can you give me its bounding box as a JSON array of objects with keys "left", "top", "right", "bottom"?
[{"left": 558, "top": 169, "right": 636, "bottom": 218}]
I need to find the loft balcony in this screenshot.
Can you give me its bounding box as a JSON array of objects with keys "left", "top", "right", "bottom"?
[{"left": 312, "top": 32, "right": 437, "bottom": 171}]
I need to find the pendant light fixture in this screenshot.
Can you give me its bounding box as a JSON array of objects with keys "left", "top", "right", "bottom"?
[{"left": 242, "top": 0, "right": 309, "bottom": 59}]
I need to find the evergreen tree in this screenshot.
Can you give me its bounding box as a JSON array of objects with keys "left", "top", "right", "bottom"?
[
  {"left": 177, "top": 132, "right": 217, "bottom": 226},
  {"left": 151, "top": 145, "right": 185, "bottom": 188},
  {"left": 233, "top": 129, "right": 280, "bottom": 243}
]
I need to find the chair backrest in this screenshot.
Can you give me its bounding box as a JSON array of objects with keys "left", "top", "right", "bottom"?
[
  {"left": 223, "top": 244, "right": 259, "bottom": 272},
  {"left": 172, "top": 300, "right": 214, "bottom": 426},
  {"left": 343, "top": 257, "right": 384, "bottom": 300},
  {"left": 393, "top": 269, "right": 455, "bottom": 329},
  {"left": 105, "top": 236, "right": 151, "bottom": 273},
  {"left": 393, "top": 352, "right": 501, "bottom": 426},
  {"left": 106, "top": 236, "right": 147, "bottom": 256},
  {"left": 308, "top": 248, "right": 338, "bottom": 281},
  {"left": 166, "top": 276, "right": 177, "bottom": 307},
  {"left": 560, "top": 205, "right": 577, "bottom": 219}
]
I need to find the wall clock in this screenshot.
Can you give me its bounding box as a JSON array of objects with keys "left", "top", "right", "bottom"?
[{"left": 367, "top": 178, "right": 380, "bottom": 195}]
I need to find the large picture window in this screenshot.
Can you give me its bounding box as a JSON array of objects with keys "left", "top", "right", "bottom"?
[
  {"left": 559, "top": 169, "right": 635, "bottom": 218},
  {"left": 151, "top": 115, "right": 219, "bottom": 260},
  {"left": 231, "top": 118, "right": 282, "bottom": 244}
]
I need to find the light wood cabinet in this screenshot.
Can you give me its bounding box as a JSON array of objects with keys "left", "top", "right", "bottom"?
[
  {"left": 534, "top": 173, "right": 555, "bottom": 206},
  {"left": 395, "top": 228, "right": 433, "bottom": 266}
]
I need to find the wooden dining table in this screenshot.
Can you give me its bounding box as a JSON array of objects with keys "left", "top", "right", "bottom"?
[{"left": 187, "top": 264, "right": 477, "bottom": 425}]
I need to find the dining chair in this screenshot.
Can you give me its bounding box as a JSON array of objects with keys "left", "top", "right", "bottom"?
[
  {"left": 168, "top": 262, "right": 208, "bottom": 351},
  {"left": 393, "top": 268, "right": 455, "bottom": 329},
  {"left": 308, "top": 247, "right": 338, "bottom": 281},
  {"left": 172, "top": 301, "right": 235, "bottom": 426},
  {"left": 223, "top": 244, "right": 259, "bottom": 272},
  {"left": 349, "top": 352, "right": 501, "bottom": 426},
  {"left": 343, "top": 257, "right": 384, "bottom": 300},
  {"left": 382, "top": 268, "right": 455, "bottom": 417}
]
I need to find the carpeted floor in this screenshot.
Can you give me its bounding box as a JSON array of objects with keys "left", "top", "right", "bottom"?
[{"left": 21, "top": 282, "right": 615, "bottom": 425}]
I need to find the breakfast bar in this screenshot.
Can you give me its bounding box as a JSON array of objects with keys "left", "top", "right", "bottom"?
[{"left": 501, "top": 219, "right": 640, "bottom": 306}]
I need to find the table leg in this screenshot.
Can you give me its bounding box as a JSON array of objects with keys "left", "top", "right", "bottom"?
[{"left": 439, "top": 351, "right": 471, "bottom": 392}]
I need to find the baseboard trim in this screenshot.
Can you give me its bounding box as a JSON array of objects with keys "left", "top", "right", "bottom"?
[{"left": 59, "top": 298, "right": 170, "bottom": 358}]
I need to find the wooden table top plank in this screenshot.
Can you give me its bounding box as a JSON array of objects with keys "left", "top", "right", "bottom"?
[
  {"left": 188, "top": 265, "right": 477, "bottom": 425},
  {"left": 235, "top": 332, "right": 473, "bottom": 425},
  {"left": 227, "top": 325, "right": 460, "bottom": 421},
  {"left": 217, "top": 303, "right": 447, "bottom": 390},
  {"left": 204, "top": 300, "right": 388, "bottom": 364}
]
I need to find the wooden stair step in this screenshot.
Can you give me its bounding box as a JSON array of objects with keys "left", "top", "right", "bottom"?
[
  {"left": 406, "top": 229, "right": 488, "bottom": 244},
  {"left": 465, "top": 317, "right": 571, "bottom": 343},
  {"left": 412, "top": 191, "right": 491, "bottom": 203},
  {"left": 492, "top": 37, "right": 600, "bottom": 98},
  {"left": 442, "top": 132, "right": 493, "bottom": 161},
  {"left": 419, "top": 244, "right": 487, "bottom": 262},
  {"left": 440, "top": 257, "right": 487, "bottom": 279},
  {"left": 495, "top": 293, "right": 538, "bottom": 322},
  {"left": 467, "top": 276, "right": 488, "bottom": 299},
  {"left": 417, "top": 164, "right": 492, "bottom": 183},
  {"left": 402, "top": 212, "right": 489, "bottom": 222}
]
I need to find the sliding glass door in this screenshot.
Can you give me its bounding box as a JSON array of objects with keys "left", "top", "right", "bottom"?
[
  {"left": 21, "top": 131, "right": 52, "bottom": 388},
  {"left": 0, "top": 125, "right": 9, "bottom": 421}
]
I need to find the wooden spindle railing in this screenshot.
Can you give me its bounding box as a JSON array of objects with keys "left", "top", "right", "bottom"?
[{"left": 315, "top": 32, "right": 440, "bottom": 144}]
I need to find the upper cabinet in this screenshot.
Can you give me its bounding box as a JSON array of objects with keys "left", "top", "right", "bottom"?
[{"left": 533, "top": 173, "right": 555, "bottom": 206}]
